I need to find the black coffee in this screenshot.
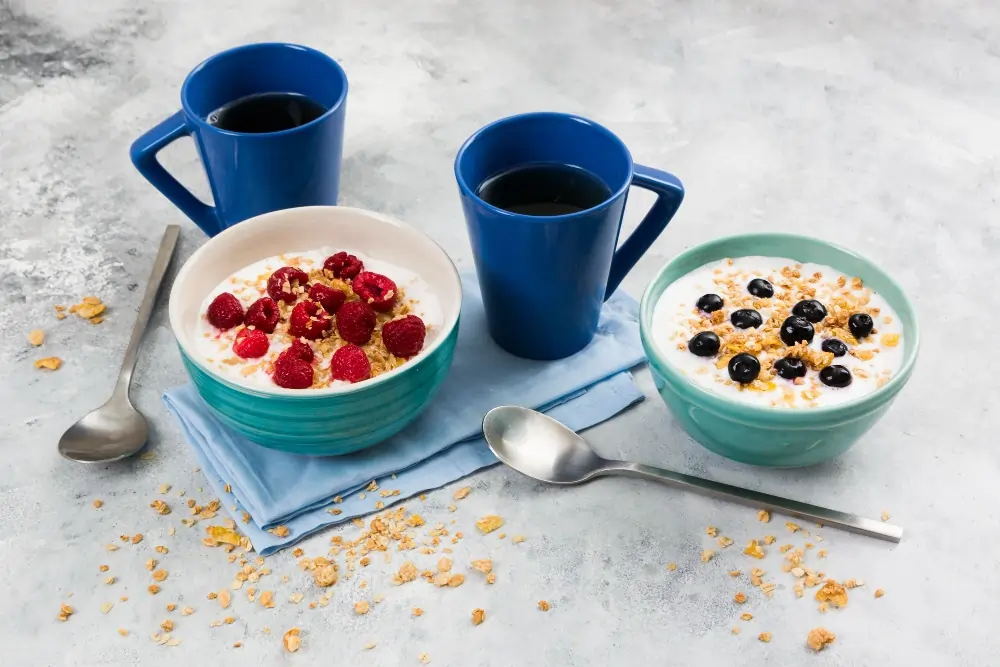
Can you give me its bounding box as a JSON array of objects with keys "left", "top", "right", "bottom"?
[
  {"left": 476, "top": 163, "right": 612, "bottom": 216},
  {"left": 207, "top": 92, "right": 327, "bottom": 133}
]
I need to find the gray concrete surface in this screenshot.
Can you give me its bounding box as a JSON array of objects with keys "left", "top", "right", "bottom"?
[{"left": 2, "top": 0, "right": 998, "bottom": 664}]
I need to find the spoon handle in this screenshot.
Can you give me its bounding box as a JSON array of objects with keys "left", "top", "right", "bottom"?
[
  {"left": 113, "top": 225, "right": 181, "bottom": 400},
  {"left": 611, "top": 462, "right": 902, "bottom": 543}
]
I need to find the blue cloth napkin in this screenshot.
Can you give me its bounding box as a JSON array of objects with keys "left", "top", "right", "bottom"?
[{"left": 164, "top": 273, "right": 646, "bottom": 555}]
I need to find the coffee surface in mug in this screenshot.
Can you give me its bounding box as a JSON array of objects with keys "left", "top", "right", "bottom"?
[
  {"left": 476, "top": 163, "right": 612, "bottom": 216},
  {"left": 208, "top": 92, "right": 328, "bottom": 133}
]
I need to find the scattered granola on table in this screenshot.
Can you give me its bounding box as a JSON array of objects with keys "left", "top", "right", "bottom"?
[
  {"left": 34, "top": 357, "right": 62, "bottom": 370},
  {"left": 283, "top": 628, "right": 301, "bottom": 652},
  {"left": 807, "top": 627, "right": 836, "bottom": 651},
  {"left": 70, "top": 296, "right": 106, "bottom": 320},
  {"left": 475, "top": 515, "right": 503, "bottom": 534},
  {"left": 815, "top": 580, "right": 849, "bottom": 608},
  {"left": 743, "top": 539, "right": 765, "bottom": 559}
]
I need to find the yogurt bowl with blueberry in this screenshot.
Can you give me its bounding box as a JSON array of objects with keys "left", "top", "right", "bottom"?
[{"left": 639, "top": 233, "right": 918, "bottom": 467}]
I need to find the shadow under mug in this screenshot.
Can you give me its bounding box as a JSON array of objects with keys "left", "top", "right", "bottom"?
[
  {"left": 455, "top": 112, "right": 685, "bottom": 360},
  {"left": 130, "top": 42, "right": 348, "bottom": 237}
]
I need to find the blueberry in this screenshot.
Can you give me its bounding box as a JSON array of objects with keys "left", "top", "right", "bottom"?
[
  {"left": 688, "top": 331, "right": 721, "bottom": 357},
  {"left": 773, "top": 357, "right": 807, "bottom": 380},
  {"left": 848, "top": 313, "right": 874, "bottom": 339},
  {"left": 730, "top": 309, "right": 763, "bottom": 329},
  {"left": 728, "top": 353, "right": 761, "bottom": 384},
  {"left": 819, "top": 364, "right": 852, "bottom": 388},
  {"left": 747, "top": 278, "right": 774, "bottom": 298},
  {"left": 696, "top": 294, "right": 724, "bottom": 313},
  {"left": 791, "top": 299, "right": 827, "bottom": 323},
  {"left": 821, "top": 338, "right": 848, "bottom": 357},
  {"left": 779, "top": 316, "right": 815, "bottom": 346}
]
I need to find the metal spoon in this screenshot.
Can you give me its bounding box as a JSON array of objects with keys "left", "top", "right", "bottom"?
[
  {"left": 483, "top": 405, "right": 903, "bottom": 543},
  {"left": 58, "top": 225, "right": 181, "bottom": 463}
]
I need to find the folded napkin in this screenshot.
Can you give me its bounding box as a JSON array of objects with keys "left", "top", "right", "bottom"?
[{"left": 164, "top": 273, "right": 646, "bottom": 554}]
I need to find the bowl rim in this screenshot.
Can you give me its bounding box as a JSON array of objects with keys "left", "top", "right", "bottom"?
[
  {"left": 168, "top": 205, "right": 462, "bottom": 399},
  {"left": 639, "top": 232, "right": 920, "bottom": 421}
]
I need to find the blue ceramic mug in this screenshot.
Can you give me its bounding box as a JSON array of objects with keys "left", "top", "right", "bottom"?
[
  {"left": 455, "top": 112, "right": 685, "bottom": 360},
  {"left": 130, "top": 43, "right": 348, "bottom": 237}
]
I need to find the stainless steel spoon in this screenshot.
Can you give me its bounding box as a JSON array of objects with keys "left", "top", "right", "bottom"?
[
  {"left": 58, "top": 225, "right": 181, "bottom": 463},
  {"left": 483, "top": 405, "right": 903, "bottom": 543}
]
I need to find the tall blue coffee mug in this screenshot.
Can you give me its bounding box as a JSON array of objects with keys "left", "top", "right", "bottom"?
[
  {"left": 130, "top": 43, "right": 348, "bottom": 237},
  {"left": 455, "top": 112, "right": 684, "bottom": 360}
]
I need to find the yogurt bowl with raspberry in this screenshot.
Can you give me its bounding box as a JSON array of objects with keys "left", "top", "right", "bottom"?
[{"left": 168, "top": 206, "right": 461, "bottom": 456}]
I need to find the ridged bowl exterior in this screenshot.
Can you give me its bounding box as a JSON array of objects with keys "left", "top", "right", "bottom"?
[
  {"left": 639, "top": 233, "right": 919, "bottom": 467},
  {"left": 178, "top": 323, "right": 458, "bottom": 454}
]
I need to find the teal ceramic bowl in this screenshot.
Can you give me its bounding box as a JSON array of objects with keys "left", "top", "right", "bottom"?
[
  {"left": 168, "top": 206, "right": 462, "bottom": 456},
  {"left": 639, "top": 233, "right": 919, "bottom": 467}
]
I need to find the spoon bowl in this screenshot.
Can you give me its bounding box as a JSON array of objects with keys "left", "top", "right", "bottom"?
[
  {"left": 59, "top": 396, "right": 149, "bottom": 462},
  {"left": 483, "top": 406, "right": 607, "bottom": 484},
  {"left": 482, "top": 405, "right": 903, "bottom": 543}
]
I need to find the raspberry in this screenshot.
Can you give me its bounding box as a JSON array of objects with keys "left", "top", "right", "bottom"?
[
  {"left": 381, "top": 315, "right": 427, "bottom": 358},
  {"left": 288, "top": 301, "right": 332, "bottom": 340},
  {"left": 244, "top": 297, "right": 279, "bottom": 333},
  {"left": 232, "top": 328, "right": 270, "bottom": 359},
  {"left": 330, "top": 344, "right": 371, "bottom": 384},
  {"left": 207, "top": 292, "right": 245, "bottom": 330},
  {"left": 283, "top": 338, "right": 314, "bottom": 363},
  {"left": 272, "top": 355, "right": 313, "bottom": 389},
  {"left": 266, "top": 266, "right": 309, "bottom": 303},
  {"left": 323, "top": 252, "right": 364, "bottom": 279},
  {"left": 308, "top": 283, "right": 346, "bottom": 314},
  {"left": 336, "top": 301, "right": 376, "bottom": 345},
  {"left": 352, "top": 272, "right": 398, "bottom": 312}
]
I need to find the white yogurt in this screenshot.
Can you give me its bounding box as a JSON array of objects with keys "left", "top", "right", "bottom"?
[
  {"left": 651, "top": 256, "right": 904, "bottom": 408},
  {"left": 194, "top": 247, "right": 443, "bottom": 390}
]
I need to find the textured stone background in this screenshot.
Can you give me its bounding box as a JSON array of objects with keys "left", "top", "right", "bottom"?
[{"left": 1, "top": 0, "right": 998, "bottom": 665}]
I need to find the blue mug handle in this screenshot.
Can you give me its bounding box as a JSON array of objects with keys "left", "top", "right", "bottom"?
[
  {"left": 604, "top": 164, "right": 685, "bottom": 300},
  {"left": 130, "top": 111, "right": 220, "bottom": 236}
]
